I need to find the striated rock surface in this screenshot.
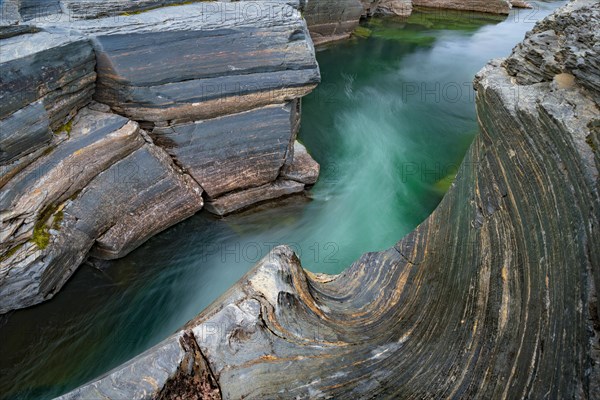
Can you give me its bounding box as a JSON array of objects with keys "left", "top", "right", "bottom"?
[
  {"left": 152, "top": 105, "right": 297, "bottom": 199},
  {"left": 37, "top": 2, "right": 319, "bottom": 124},
  {"left": 0, "top": 108, "right": 204, "bottom": 312},
  {"left": 59, "top": 1, "right": 599, "bottom": 398},
  {"left": 376, "top": 0, "right": 413, "bottom": 17},
  {"left": 205, "top": 179, "right": 305, "bottom": 216},
  {"left": 303, "top": 0, "right": 365, "bottom": 44}
]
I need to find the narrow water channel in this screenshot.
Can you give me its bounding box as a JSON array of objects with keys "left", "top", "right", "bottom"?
[{"left": 0, "top": 3, "right": 566, "bottom": 398}]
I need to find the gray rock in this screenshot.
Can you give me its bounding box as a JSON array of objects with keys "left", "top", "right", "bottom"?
[
  {"left": 0, "top": 100, "right": 51, "bottom": 164},
  {"left": 304, "top": 0, "right": 365, "bottom": 45},
  {"left": 57, "top": 333, "right": 188, "bottom": 400},
  {"left": 37, "top": 2, "right": 319, "bottom": 123},
  {"left": 90, "top": 143, "right": 204, "bottom": 260},
  {"left": 504, "top": 0, "right": 600, "bottom": 105},
  {"left": 0, "top": 138, "right": 203, "bottom": 312},
  {"left": 0, "top": 30, "right": 95, "bottom": 130},
  {"left": 0, "top": 108, "right": 142, "bottom": 253},
  {"left": 281, "top": 141, "right": 320, "bottom": 185},
  {"left": 205, "top": 179, "right": 305, "bottom": 216},
  {"left": 376, "top": 0, "right": 412, "bottom": 17},
  {"left": 153, "top": 104, "right": 295, "bottom": 198},
  {"left": 59, "top": 0, "right": 301, "bottom": 20},
  {"left": 0, "top": 0, "right": 21, "bottom": 25}
]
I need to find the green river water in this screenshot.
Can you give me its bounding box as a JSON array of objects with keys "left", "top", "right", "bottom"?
[{"left": 0, "top": 3, "right": 566, "bottom": 398}]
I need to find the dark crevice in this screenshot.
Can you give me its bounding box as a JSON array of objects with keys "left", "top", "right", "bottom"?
[{"left": 157, "top": 330, "right": 222, "bottom": 400}]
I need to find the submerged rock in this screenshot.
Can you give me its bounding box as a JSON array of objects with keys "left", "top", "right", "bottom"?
[{"left": 59, "top": 1, "right": 599, "bottom": 398}]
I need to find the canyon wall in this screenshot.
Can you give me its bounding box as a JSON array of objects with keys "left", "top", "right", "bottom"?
[
  {"left": 0, "top": 1, "right": 320, "bottom": 313},
  {"left": 57, "top": 0, "right": 599, "bottom": 398}
]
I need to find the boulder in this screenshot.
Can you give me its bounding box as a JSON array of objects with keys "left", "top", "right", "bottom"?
[
  {"left": 89, "top": 144, "right": 204, "bottom": 260},
  {"left": 0, "top": 108, "right": 143, "bottom": 253},
  {"left": 303, "top": 0, "right": 365, "bottom": 45},
  {"left": 0, "top": 139, "right": 203, "bottom": 313},
  {"left": 376, "top": 0, "right": 413, "bottom": 17},
  {"left": 504, "top": 0, "right": 600, "bottom": 104},
  {"left": 281, "top": 141, "right": 320, "bottom": 185}
]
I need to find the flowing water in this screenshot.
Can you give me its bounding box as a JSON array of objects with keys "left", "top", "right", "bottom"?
[{"left": 0, "top": 3, "right": 566, "bottom": 398}]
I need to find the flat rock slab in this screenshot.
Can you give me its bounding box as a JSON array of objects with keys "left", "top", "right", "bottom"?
[
  {"left": 153, "top": 105, "right": 295, "bottom": 198},
  {"left": 38, "top": 2, "right": 319, "bottom": 123},
  {"left": 60, "top": 0, "right": 301, "bottom": 20},
  {"left": 205, "top": 179, "right": 304, "bottom": 216}
]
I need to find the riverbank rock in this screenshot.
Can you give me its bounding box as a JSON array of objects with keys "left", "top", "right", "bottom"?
[
  {"left": 204, "top": 180, "right": 305, "bottom": 216},
  {"left": 281, "top": 141, "right": 320, "bottom": 185},
  {"left": 376, "top": 0, "right": 413, "bottom": 17},
  {"left": 59, "top": 1, "right": 599, "bottom": 397},
  {"left": 412, "top": 0, "right": 512, "bottom": 15},
  {"left": 303, "top": 0, "right": 365, "bottom": 45},
  {"left": 0, "top": 107, "right": 204, "bottom": 312},
  {"left": 36, "top": 2, "right": 319, "bottom": 124}
]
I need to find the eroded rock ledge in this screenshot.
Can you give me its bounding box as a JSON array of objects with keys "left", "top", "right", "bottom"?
[
  {"left": 0, "top": 1, "right": 320, "bottom": 312},
  {"left": 58, "top": 1, "right": 599, "bottom": 398}
]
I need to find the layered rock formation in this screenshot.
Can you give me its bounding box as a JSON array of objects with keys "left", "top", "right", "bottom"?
[
  {"left": 304, "top": 0, "right": 413, "bottom": 44},
  {"left": 302, "top": 0, "right": 532, "bottom": 45},
  {"left": 59, "top": 1, "right": 599, "bottom": 398},
  {"left": 0, "top": 1, "right": 320, "bottom": 312}
]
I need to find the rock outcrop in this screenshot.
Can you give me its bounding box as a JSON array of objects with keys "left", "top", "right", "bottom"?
[
  {"left": 59, "top": 1, "right": 599, "bottom": 398},
  {"left": 0, "top": 1, "right": 320, "bottom": 312},
  {"left": 303, "top": 0, "right": 413, "bottom": 44}
]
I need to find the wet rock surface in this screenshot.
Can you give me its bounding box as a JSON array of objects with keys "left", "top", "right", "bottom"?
[{"left": 58, "top": 1, "right": 599, "bottom": 398}]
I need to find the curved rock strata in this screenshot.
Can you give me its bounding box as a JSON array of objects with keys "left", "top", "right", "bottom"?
[
  {"left": 1, "top": 1, "right": 320, "bottom": 312},
  {"left": 59, "top": 1, "right": 599, "bottom": 398}
]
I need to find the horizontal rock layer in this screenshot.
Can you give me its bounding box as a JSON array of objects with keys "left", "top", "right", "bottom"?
[
  {"left": 153, "top": 105, "right": 296, "bottom": 199},
  {"left": 37, "top": 2, "right": 319, "bottom": 124},
  {"left": 59, "top": 1, "right": 599, "bottom": 398}
]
